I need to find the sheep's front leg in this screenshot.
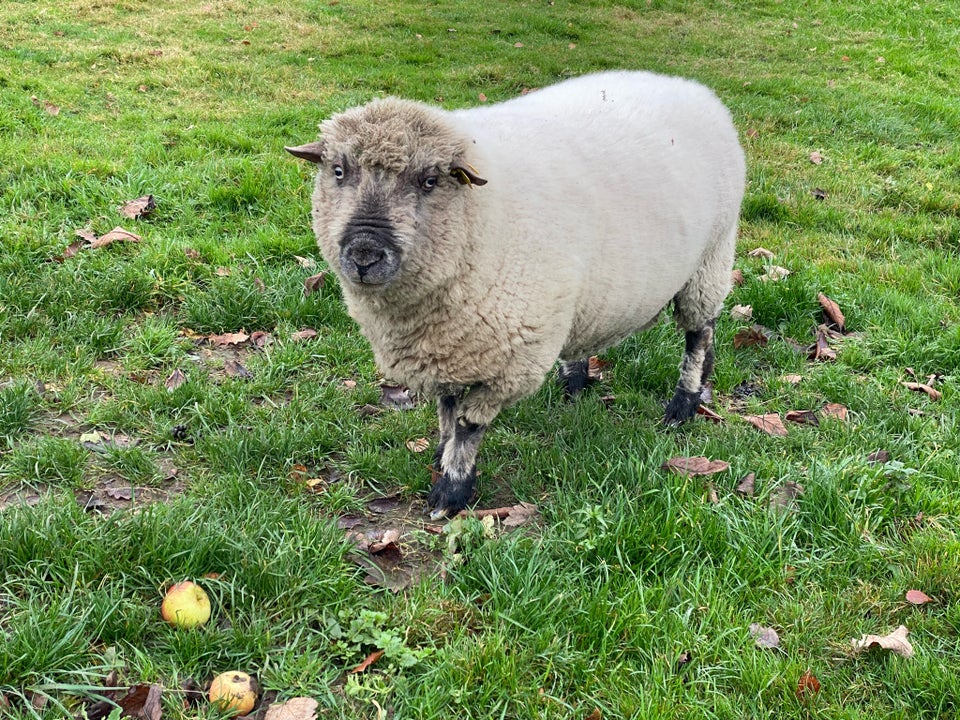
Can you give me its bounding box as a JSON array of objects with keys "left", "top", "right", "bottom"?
[
  {"left": 664, "top": 319, "right": 716, "bottom": 425},
  {"left": 558, "top": 358, "right": 590, "bottom": 398},
  {"left": 431, "top": 394, "right": 458, "bottom": 476}
]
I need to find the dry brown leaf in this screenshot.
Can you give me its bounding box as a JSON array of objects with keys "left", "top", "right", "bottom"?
[
  {"left": 809, "top": 150, "right": 824, "bottom": 165},
  {"left": 817, "top": 292, "right": 846, "bottom": 333},
  {"left": 696, "top": 405, "right": 724, "bottom": 423},
  {"left": 224, "top": 358, "right": 253, "bottom": 379},
  {"left": 32, "top": 95, "right": 60, "bottom": 115},
  {"left": 902, "top": 381, "right": 942, "bottom": 401},
  {"left": 304, "top": 272, "right": 327, "bottom": 297},
  {"left": 293, "top": 254, "right": 317, "bottom": 269},
  {"left": 769, "top": 480, "right": 804, "bottom": 511},
  {"left": 460, "top": 502, "right": 539, "bottom": 529},
  {"left": 733, "top": 325, "right": 770, "bottom": 349},
  {"left": 731, "top": 268, "right": 745, "bottom": 286},
  {"left": 749, "top": 623, "right": 780, "bottom": 649},
  {"left": 808, "top": 329, "right": 837, "bottom": 362},
  {"left": 164, "top": 368, "right": 187, "bottom": 391},
  {"left": 743, "top": 413, "right": 788, "bottom": 437},
  {"left": 350, "top": 649, "right": 385, "bottom": 674},
  {"left": 264, "top": 697, "right": 319, "bottom": 720},
  {"left": 821, "top": 403, "right": 848, "bottom": 421},
  {"left": 705, "top": 482, "right": 720, "bottom": 504},
  {"left": 662, "top": 456, "right": 730, "bottom": 477},
  {"left": 730, "top": 304, "right": 753, "bottom": 321},
  {"left": 587, "top": 355, "right": 609, "bottom": 380},
  {"left": 184, "top": 247, "right": 201, "bottom": 261},
  {"left": 49, "top": 240, "right": 84, "bottom": 263},
  {"left": 379, "top": 384, "right": 416, "bottom": 410},
  {"left": 584, "top": 710, "right": 602, "bottom": 720},
  {"left": 785, "top": 409, "right": 819, "bottom": 426},
  {"left": 735, "top": 472, "right": 756, "bottom": 497},
  {"left": 251, "top": 330, "right": 273, "bottom": 348},
  {"left": 208, "top": 331, "right": 249, "bottom": 347},
  {"left": 215, "top": 266, "right": 231, "bottom": 277},
  {"left": 368, "top": 528, "right": 400, "bottom": 553},
  {"left": 905, "top": 590, "right": 933, "bottom": 606},
  {"left": 90, "top": 227, "right": 142, "bottom": 249},
  {"left": 406, "top": 437, "right": 430, "bottom": 453},
  {"left": 781, "top": 374, "right": 803, "bottom": 384},
  {"left": 851, "top": 625, "right": 913, "bottom": 658},
  {"left": 76, "top": 228, "right": 98, "bottom": 244},
  {"left": 290, "top": 328, "right": 318, "bottom": 342},
  {"left": 118, "top": 195, "right": 156, "bottom": 219},
  {"left": 866, "top": 449, "right": 891, "bottom": 465},
  {"left": 116, "top": 684, "right": 163, "bottom": 720},
  {"left": 748, "top": 247, "right": 775, "bottom": 259},
  {"left": 812, "top": 187, "right": 827, "bottom": 200},
  {"left": 796, "top": 670, "right": 821, "bottom": 701},
  {"left": 760, "top": 265, "right": 791, "bottom": 282}
]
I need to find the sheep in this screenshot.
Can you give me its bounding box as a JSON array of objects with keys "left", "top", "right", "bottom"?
[{"left": 286, "top": 70, "right": 746, "bottom": 519}]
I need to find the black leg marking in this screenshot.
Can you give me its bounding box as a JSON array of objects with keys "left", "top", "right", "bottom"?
[
  {"left": 558, "top": 358, "right": 591, "bottom": 399},
  {"left": 664, "top": 319, "right": 716, "bottom": 425},
  {"left": 426, "top": 418, "right": 487, "bottom": 519}
]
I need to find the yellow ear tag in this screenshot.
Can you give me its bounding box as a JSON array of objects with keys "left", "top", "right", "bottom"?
[{"left": 451, "top": 168, "right": 472, "bottom": 186}]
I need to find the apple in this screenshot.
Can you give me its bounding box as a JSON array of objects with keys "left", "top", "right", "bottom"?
[
  {"left": 208, "top": 671, "right": 258, "bottom": 717},
  {"left": 160, "top": 581, "right": 211, "bottom": 629}
]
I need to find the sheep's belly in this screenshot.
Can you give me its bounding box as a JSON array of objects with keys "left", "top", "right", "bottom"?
[{"left": 560, "top": 306, "right": 664, "bottom": 361}]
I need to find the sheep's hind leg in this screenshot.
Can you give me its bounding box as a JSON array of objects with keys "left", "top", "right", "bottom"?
[
  {"left": 664, "top": 319, "right": 716, "bottom": 425},
  {"left": 427, "top": 400, "right": 487, "bottom": 519},
  {"left": 557, "top": 358, "right": 590, "bottom": 398}
]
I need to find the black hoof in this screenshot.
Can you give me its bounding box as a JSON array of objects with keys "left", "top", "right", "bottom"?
[
  {"left": 664, "top": 388, "right": 701, "bottom": 425},
  {"left": 426, "top": 469, "right": 476, "bottom": 519},
  {"left": 558, "top": 359, "right": 590, "bottom": 399}
]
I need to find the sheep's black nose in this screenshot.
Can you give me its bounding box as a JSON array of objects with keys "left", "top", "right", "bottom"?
[{"left": 351, "top": 248, "right": 386, "bottom": 277}]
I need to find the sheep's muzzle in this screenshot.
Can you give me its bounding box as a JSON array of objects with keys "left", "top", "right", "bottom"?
[{"left": 339, "top": 221, "right": 401, "bottom": 286}]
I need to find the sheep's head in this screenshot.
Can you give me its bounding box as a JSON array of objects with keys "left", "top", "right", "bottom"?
[{"left": 286, "top": 98, "right": 486, "bottom": 300}]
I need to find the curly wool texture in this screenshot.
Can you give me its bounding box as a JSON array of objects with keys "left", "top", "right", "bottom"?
[{"left": 306, "top": 71, "right": 746, "bottom": 426}]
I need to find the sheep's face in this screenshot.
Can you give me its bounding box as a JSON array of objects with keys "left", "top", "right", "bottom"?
[{"left": 287, "top": 98, "right": 485, "bottom": 301}]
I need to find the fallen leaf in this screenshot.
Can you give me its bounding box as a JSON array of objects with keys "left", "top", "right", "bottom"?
[
  {"left": 748, "top": 247, "right": 775, "bottom": 259},
  {"left": 662, "top": 456, "right": 730, "bottom": 477},
  {"left": 253, "top": 276, "right": 266, "bottom": 292},
  {"left": 368, "top": 528, "right": 401, "bottom": 554},
  {"left": 208, "top": 331, "right": 249, "bottom": 346},
  {"left": 106, "top": 487, "right": 133, "bottom": 501},
  {"left": 366, "top": 494, "right": 403, "bottom": 514},
  {"left": 459, "top": 502, "right": 539, "bottom": 529},
  {"left": 290, "top": 328, "right": 318, "bottom": 342},
  {"left": 265, "top": 696, "right": 319, "bottom": 720},
  {"left": 514, "top": 41, "right": 524, "bottom": 48},
  {"left": 380, "top": 384, "right": 416, "bottom": 410},
  {"left": 32, "top": 95, "right": 60, "bottom": 115},
  {"left": 818, "top": 293, "right": 846, "bottom": 333},
  {"left": 406, "top": 437, "right": 430, "bottom": 453},
  {"left": 478, "top": 92, "right": 488, "bottom": 102},
  {"left": 733, "top": 324, "right": 770, "bottom": 348},
  {"left": 809, "top": 150, "right": 824, "bottom": 165},
  {"left": 735, "top": 472, "right": 756, "bottom": 497},
  {"left": 866, "top": 450, "right": 891, "bottom": 464},
  {"left": 785, "top": 409, "right": 819, "bottom": 426},
  {"left": 902, "top": 382, "right": 942, "bottom": 401},
  {"left": 342, "top": 379, "right": 357, "bottom": 389},
  {"left": 760, "top": 265, "right": 791, "bottom": 282},
  {"left": 350, "top": 650, "right": 385, "bottom": 674},
  {"left": 812, "top": 187, "right": 827, "bottom": 200},
  {"left": 731, "top": 268, "right": 745, "bottom": 286},
  {"left": 89, "top": 227, "right": 142, "bottom": 249},
  {"left": 118, "top": 195, "right": 156, "bottom": 219},
  {"left": 705, "top": 482, "right": 719, "bottom": 504},
  {"left": 905, "top": 590, "right": 932, "bottom": 606},
  {"left": 851, "top": 625, "right": 913, "bottom": 658},
  {"left": 304, "top": 272, "right": 327, "bottom": 296},
  {"left": 294, "top": 255, "right": 317, "bottom": 269},
  {"left": 224, "top": 358, "right": 253, "bottom": 378},
  {"left": 781, "top": 374, "right": 803, "bottom": 384},
  {"left": 769, "top": 480, "right": 804, "bottom": 510},
  {"left": 76, "top": 228, "right": 98, "bottom": 244},
  {"left": 796, "top": 670, "right": 821, "bottom": 701},
  {"left": 584, "top": 710, "right": 602, "bottom": 720},
  {"left": 587, "top": 355, "right": 608, "bottom": 380},
  {"left": 49, "top": 240, "right": 84, "bottom": 263},
  {"left": 749, "top": 623, "right": 780, "bottom": 649},
  {"left": 696, "top": 405, "right": 724, "bottom": 423},
  {"left": 808, "top": 329, "right": 837, "bottom": 361},
  {"left": 730, "top": 304, "right": 753, "bottom": 321},
  {"left": 165, "top": 368, "right": 187, "bottom": 391},
  {"left": 250, "top": 330, "right": 273, "bottom": 348},
  {"left": 116, "top": 684, "right": 163, "bottom": 720},
  {"left": 743, "top": 413, "right": 788, "bottom": 437},
  {"left": 820, "top": 403, "right": 848, "bottom": 421},
  {"left": 215, "top": 266, "right": 231, "bottom": 277}
]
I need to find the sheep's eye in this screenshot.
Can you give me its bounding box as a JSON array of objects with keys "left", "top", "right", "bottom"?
[
  {"left": 420, "top": 175, "right": 438, "bottom": 192},
  {"left": 333, "top": 165, "right": 345, "bottom": 183}
]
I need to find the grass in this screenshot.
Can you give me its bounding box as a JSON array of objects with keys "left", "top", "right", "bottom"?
[{"left": 2, "top": 0, "right": 960, "bottom": 717}]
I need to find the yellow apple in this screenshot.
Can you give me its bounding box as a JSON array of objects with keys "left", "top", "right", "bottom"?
[
  {"left": 160, "top": 580, "right": 211, "bottom": 629},
  {"left": 208, "top": 671, "right": 258, "bottom": 717}
]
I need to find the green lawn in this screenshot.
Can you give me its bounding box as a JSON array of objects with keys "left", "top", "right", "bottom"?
[{"left": 2, "top": 1, "right": 960, "bottom": 718}]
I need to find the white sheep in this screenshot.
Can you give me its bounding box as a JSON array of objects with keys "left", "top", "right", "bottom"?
[{"left": 287, "top": 70, "right": 746, "bottom": 518}]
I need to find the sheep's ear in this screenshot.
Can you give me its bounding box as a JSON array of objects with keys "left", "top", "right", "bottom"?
[
  {"left": 285, "top": 141, "right": 326, "bottom": 164},
  {"left": 450, "top": 162, "right": 488, "bottom": 187}
]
